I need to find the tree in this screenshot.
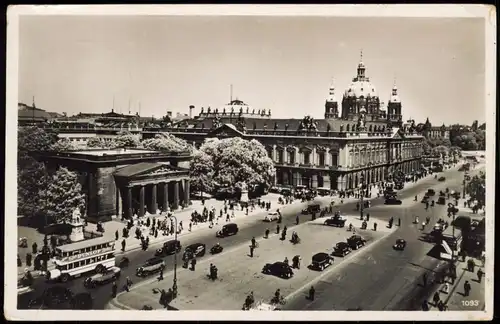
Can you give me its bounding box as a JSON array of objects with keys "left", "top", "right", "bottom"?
[
  {"left": 39, "top": 167, "right": 86, "bottom": 224},
  {"left": 50, "top": 138, "right": 81, "bottom": 151},
  {"left": 86, "top": 137, "right": 108, "bottom": 149},
  {"left": 471, "top": 120, "right": 478, "bottom": 131},
  {"left": 142, "top": 133, "right": 192, "bottom": 153},
  {"left": 114, "top": 131, "right": 141, "bottom": 148},
  {"left": 189, "top": 149, "right": 215, "bottom": 194},
  {"left": 18, "top": 127, "right": 58, "bottom": 168},
  {"left": 467, "top": 172, "right": 485, "bottom": 207},
  {"left": 431, "top": 145, "right": 450, "bottom": 158},
  {"left": 195, "top": 138, "right": 275, "bottom": 194}
]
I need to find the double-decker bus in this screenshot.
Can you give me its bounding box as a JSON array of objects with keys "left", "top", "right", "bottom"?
[{"left": 47, "top": 237, "right": 116, "bottom": 282}]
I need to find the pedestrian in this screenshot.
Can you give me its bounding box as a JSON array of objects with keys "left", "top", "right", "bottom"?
[
  {"left": 477, "top": 268, "right": 484, "bottom": 283},
  {"left": 265, "top": 228, "right": 270, "bottom": 239},
  {"left": 366, "top": 213, "right": 370, "bottom": 221},
  {"left": 442, "top": 282, "right": 449, "bottom": 294},
  {"left": 26, "top": 253, "right": 32, "bottom": 267},
  {"left": 276, "top": 224, "right": 280, "bottom": 234},
  {"left": 191, "top": 258, "right": 197, "bottom": 271},
  {"left": 296, "top": 215, "right": 299, "bottom": 225},
  {"left": 251, "top": 237, "right": 256, "bottom": 248},
  {"left": 32, "top": 242, "right": 38, "bottom": 255},
  {"left": 158, "top": 268, "right": 164, "bottom": 281},
  {"left": 463, "top": 280, "right": 471, "bottom": 297},
  {"left": 373, "top": 222, "right": 377, "bottom": 231},
  {"left": 155, "top": 229, "right": 159, "bottom": 238},
  {"left": 249, "top": 246, "right": 254, "bottom": 258},
  {"left": 17, "top": 254, "right": 22, "bottom": 267},
  {"left": 308, "top": 286, "right": 315, "bottom": 301},
  {"left": 112, "top": 281, "right": 117, "bottom": 297},
  {"left": 423, "top": 272, "right": 428, "bottom": 287},
  {"left": 226, "top": 214, "right": 230, "bottom": 222},
  {"left": 433, "top": 292, "right": 440, "bottom": 305},
  {"left": 421, "top": 300, "right": 429, "bottom": 311},
  {"left": 115, "top": 230, "right": 119, "bottom": 241},
  {"left": 189, "top": 222, "right": 192, "bottom": 232},
  {"left": 121, "top": 239, "right": 126, "bottom": 252}
]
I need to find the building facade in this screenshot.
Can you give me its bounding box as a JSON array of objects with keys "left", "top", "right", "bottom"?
[
  {"left": 144, "top": 57, "right": 425, "bottom": 190},
  {"left": 33, "top": 148, "right": 192, "bottom": 222}
]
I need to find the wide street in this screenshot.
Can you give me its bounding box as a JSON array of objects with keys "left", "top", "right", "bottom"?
[
  {"left": 283, "top": 166, "right": 484, "bottom": 311},
  {"left": 18, "top": 164, "right": 475, "bottom": 310}
]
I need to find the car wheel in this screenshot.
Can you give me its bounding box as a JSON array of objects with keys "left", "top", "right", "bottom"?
[{"left": 60, "top": 274, "right": 70, "bottom": 283}]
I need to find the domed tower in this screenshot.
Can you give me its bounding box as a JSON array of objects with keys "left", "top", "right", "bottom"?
[
  {"left": 324, "top": 78, "right": 339, "bottom": 119},
  {"left": 341, "top": 51, "right": 381, "bottom": 121},
  {"left": 387, "top": 81, "right": 402, "bottom": 126}
]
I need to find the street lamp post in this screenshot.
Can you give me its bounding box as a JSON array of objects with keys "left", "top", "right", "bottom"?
[
  {"left": 359, "top": 173, "right": 365, "bottom": 219},
  {"left": 170, "top": 215, "right": 178, "bottom": 298}
]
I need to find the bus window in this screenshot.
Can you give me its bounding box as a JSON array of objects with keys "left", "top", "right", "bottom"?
[{"left": 68, "top": 263, "right": 73, "bottom": 270}]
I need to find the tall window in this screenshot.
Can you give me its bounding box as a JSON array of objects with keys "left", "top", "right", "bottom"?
[
  {"left": 288, "top": 151, "right": 295, "bottom": 164},
  {"left": 277, "top": 150, "right": 284, "bottom": 164},
  {"left": 330, "top": 152, "right": 338, "bottom": 166},
  {"left": 303, "top": 152, "right": 310, "bottom": 165},
  {"left": 318, "top": 152, "right": 325, "bottom": 166},
  {"left": 267, "top": 149, "right": 273, "bottom": 160}
]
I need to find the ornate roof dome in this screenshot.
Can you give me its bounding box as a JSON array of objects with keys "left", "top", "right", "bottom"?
[
  {"left": 326, "top": 78, "right": 338, "bottom": 103},
  {"left": 344, "top": 80, "right": 378, "bottom": 98},
  {"left": 388, "top": 84, "right": 401, "bottom": 103}
]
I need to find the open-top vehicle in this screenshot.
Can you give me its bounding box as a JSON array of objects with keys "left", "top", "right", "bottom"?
[
  {"left": 84, "top": 266, "right": 121, "bottom": 288},
  {"left": 136, "top": 258, "right": 165, "bottom": 277}
]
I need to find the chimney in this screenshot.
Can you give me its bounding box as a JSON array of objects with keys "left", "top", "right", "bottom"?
[{"left": 189, "top": 105, "right": 195, "bottom": 118}]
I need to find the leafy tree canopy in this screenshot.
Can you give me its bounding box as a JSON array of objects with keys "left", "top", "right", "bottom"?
[{"left": 142, "top": 133, "right": 192, "bottom": 153}]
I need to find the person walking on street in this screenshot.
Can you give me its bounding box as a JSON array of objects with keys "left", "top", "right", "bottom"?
[
  {"left": 121, "top": 239, "right": 126, "bottom": 252},
  {"left": 477, "top": 268, "right": 484, "bottom": 283},
  {"left": 463, "top": 280, "right": 471, "bottom": 297},
  {"left": 251, "top": 237, "right": 256, "bottom": 249},
  {"left": 398, "top": 218, "right": 401, "bottom": 227},
  {"left": 276, "top": 224, "right": 280, "bottom": 234},
  {"left": 422, "top": 272, "right": 428, "bottom": 287},
  {"left": 32, "top": 242, "right": 38, "bottom": 255},
  {"left": 422, "top": 300, "right": 429, "bottom": 311},
  {"left": 115, "top": 230, "right": 119, "bottom": 241},
  {"left": 265, "top": 228, "right": 270, "bottom": 239},
  {"left": 433, "top": 292, "right": 440, "bottom": 306},
  {"left": 296, "top": 215, "right": 299, "bottom": 225},
  {"left": 26, "top": 253, "right": 32, "bottom": 267},
  {"left": 112, "top": 281, "right": 117, "bottom": 297},
  {"left": 373, "top": 222, "right": 377, "bottom": 231},
  {"left": 308, "top": 286, "right": 315, "bottom": 301},
  {"left": 158, "top": 268, "right": 164, "bottom": 281},
  {"left": 191, "top": 258, "right": 197, "bottom": 271},
  {"left": 249, "top": 245, "right": 254, "bottom": 258}
]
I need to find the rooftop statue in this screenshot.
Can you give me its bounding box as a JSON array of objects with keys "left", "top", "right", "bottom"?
[
  {"left": 246, "top": 107, "right": 249, "bottom": 113},
  {"left": 201, "top": 107, "right": 204, "bottom": 114}
]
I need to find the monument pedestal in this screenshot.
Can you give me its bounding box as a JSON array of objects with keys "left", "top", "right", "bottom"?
[
  {"left": 240, "top": 190, "right": 249, "bottom": 204},
  {"left": 70, "top": 221, "right": 85, "bottom": 242}
]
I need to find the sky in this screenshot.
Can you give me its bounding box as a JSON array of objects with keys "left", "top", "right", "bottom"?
[{"left": 18, "top": 15, "right": 486, "bottom": 125}]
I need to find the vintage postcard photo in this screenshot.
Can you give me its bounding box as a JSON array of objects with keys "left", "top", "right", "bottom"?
[{"left": 5, "top": 4, "right": 495, "bottom": 321}]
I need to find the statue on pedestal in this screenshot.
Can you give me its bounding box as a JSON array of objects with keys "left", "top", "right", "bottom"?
[{"left": 70, "top": 208, "right": 85, "bottom": 242}]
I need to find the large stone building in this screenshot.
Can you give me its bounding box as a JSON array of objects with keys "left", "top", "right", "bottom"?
[
  {"left": 144, "top": 56, "right": 425, "bottom": 190},
  {"left": 33, "top": 148, "right": 192, "bottom": 222}
]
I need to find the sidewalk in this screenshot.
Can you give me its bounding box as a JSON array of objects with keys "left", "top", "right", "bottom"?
[
  {"left": 113, "top": 214, "right": 394, "bottom": 310},
  {"left": 427, "top": 257, "right": 485, "bottom": 311}
]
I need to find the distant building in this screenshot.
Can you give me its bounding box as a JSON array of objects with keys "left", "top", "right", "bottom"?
[
  {"left": 418, "top": 118, "right": 450, "bottom": 140},
  {"left": 18, "top": 102, "right": 62, "bottom": 126}
]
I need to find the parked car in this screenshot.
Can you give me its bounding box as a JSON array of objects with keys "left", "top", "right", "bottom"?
[
  {"left": 216, "top": 223, "right": 239, "bottom": 237},
  {"left": 324, "top": 216, "right": 347, "bottom": 227},
  {"left": 347, "top": 235, "right": 366, "bottom": 250},
  {"left": 155, "top": 240, "right": 181, "bottom": 256},
  {"left": 117, "top": 256, "right": 130, "bottom": 268},
  {"left": 385, "top": 197, "right": 402, "bottom": 205},
  {"left": 301, "top": 204, "right": 321, "bottom": 215},
  {"left": 426, "top": 189, "right": 436, "bottom": 196},
  {"left": 269, "top": 186, "right": 282, "bottom": 194},
  {"left": 264, "top": 212, "right": 280, "bottom": 222},
  {"left": 136, "top": 258, "right": 166, "bottom": 277},
  {"left": 84, "top": 266, "right": 121, "bottom": 288},
  {"left": 393, "top": 239, "right": 407, "bottom": 251},
  {"left": 311, "top": 252, "right": 334, "bottom": 271},
  {"left": 333, "top": 242, "right": 351, "bottom": 257},
  {"left": 317, "top": 187, "right": 331, "bottom": 197},
  {"left": 262, "top": 261, "right": 294, "bottom": 279},
  {"left": 438, "top": 176, "right": 446, "bottom": 182},
  {"left": 183, "top": 243, "right": 206, "bottom": 260}
]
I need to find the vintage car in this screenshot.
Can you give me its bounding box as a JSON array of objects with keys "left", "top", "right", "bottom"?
[
  {"left": 426, "top": 189, "right": 436, "bottom": 196},
  {"left": 155, "top": 240, "right": 182, "bottom": 257},
  {"left": 393, "top": 239, "right": 407, "bottom": 251},
  {"left": 136, "top": 258, "right": 166, "bottom": 277},
  {"left": 262, "top": 261, "right": 294, "bottom": 279},
  {"left": 438, "top": 176, "right": 446, "bottom": 182},
  {"left": 117, "top": 256, "right": 130, "bottom": 268},
  {"left": 347, "top": 235, "right": 367, "bottom": 250},
  {"left": 323, "top": 216, "right": 346, "bottom": 227},
  {"left": 216, "top": 223, "right": 239, "bottom": 237},
  {"left": 333, "top": 242, "right": 351, "bottom": 257},
  {"left": 437, "top": 196, "right": 446, "bottom": 205},
  {"left": 250, "top": 301, "right": 279, "bottom": 311},
  {"left": 264, "top": 212, "right": 280, "bottom": 222},
  {"left": 317, "top": 187, "right": 332, "bottom": 197},
  {"left": 385, "top": 197, "right": 402, "bottom": 205},
  {"left": 70, "top": 292, "right": 93, "bottom": 310},
  {"left": 311, "top": 252, "right": 334, "bottom": 271},
  {"left": 183, "top": 243, "right": 206, "bottom": 260},
  {"left": 84, "top": 266, "right": 121, "bottom": 288},
  {"left": 302, "top": 204, "right": 321, "bottom": 215},
  {"left": 28, "top": 286, "right": 74, "bottom": 309}
]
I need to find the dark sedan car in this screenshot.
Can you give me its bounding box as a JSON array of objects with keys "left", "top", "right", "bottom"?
[
  {"left": 333, "top": 242, "right": 351, "bottom": 257},
  {"left": 262, "top": 261, "right": 294, "bottom": 279},
  {"left": 438, "top": 176, "right": 446, "bottom": 182},
  {"left": 155, "top": 240, "right": 182, "bottom": 257},
  {"left": 385, "top": 197, "right": 402, "bottom": 205},
  {"left": 426, "top": 189, "right": 436, "bottom": 196},
  {"left": 183, "top": 243, "right": 206, "bottom": 260},
  {"left": 347, "top": 235, "right": 366, "bottom": 250},
  {"left": 311, "top": 252, "right": 334, "bottom": 271},
  {"left": 323, "top": 216, "right": 346, "bottom": 227},
  {"left": 393, "top": 239, "right": 407, "bottom": 251}
]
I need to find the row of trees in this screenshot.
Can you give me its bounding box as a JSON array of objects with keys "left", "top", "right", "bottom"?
[
  {"left": 467, "top": 171, "right": 486, "bottom": 207},
  {"left": 18, "top": 127, "right": 275, "bottom": 224}
]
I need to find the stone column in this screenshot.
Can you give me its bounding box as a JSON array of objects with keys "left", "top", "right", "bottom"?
[
  {"left": 163, "top": 182, "right": 169, "bottom": 212},
  {"left": 116, "top": 188, "right": 122, "bottom": 218},
  {"left": 323, "top": 174, "right": 331, "bottom": 189},
  {"left": 173, "top": 181, "right": 180, "bottom": 210},
  {"left": 184, "top": 179, "right": 190, "bottom": 206},
  {"left": 150, "top": 183, "right": 158, "bottom": 214},
  {"left": 272, "top": 145, "right": 277, "bottom": 162},
  {"left": 312, "top": 174, "right": 318, "bottom": 188},
  {"left": 126, "top": 187, "right": 132, "bottom": 219},
  {"left": 139, "top": 185, "right": 145, "bottom": 217}
]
